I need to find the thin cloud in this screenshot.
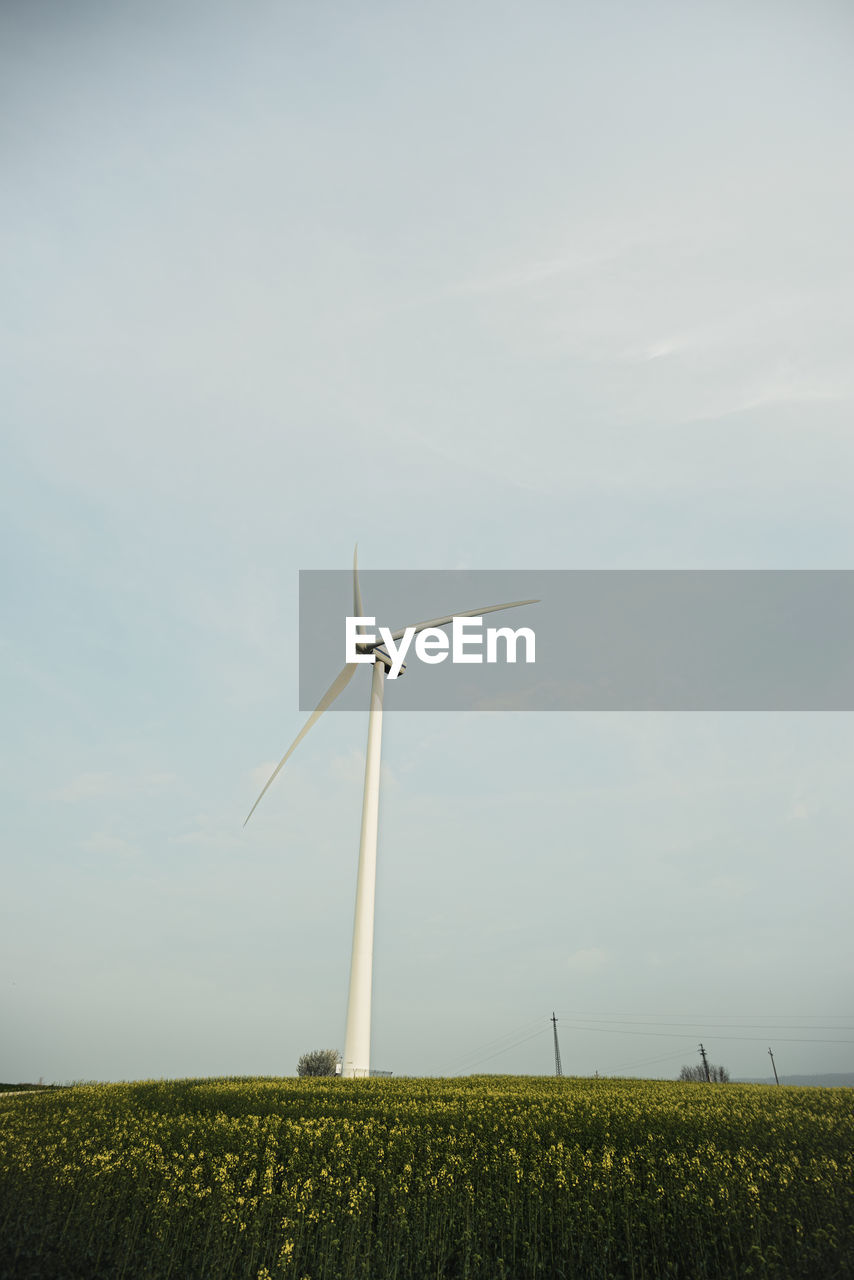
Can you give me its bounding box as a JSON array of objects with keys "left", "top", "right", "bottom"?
[
  {"left": 57, "top": 771, "right": 178, "bottom": 803},
  {"left": 566, "top": 947, "right": 610, "bottom": 974},
  {"left": 57, "top": 772, "right": 115, "bottom": 802},
  {"left": 79, "top": 832, "right": 138, "bottom": 859}
]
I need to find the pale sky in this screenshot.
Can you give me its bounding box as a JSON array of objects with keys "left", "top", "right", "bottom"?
[{"left": 2, "top": 1, "right": 853, "bottom": 1083}]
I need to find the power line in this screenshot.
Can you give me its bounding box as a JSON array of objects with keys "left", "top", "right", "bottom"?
[
  {"left": 554, "top": 1020, "right": 854, "bottom": 1045},
  {"left": 611, "top": 1047, "right": 697, "bottom": 1073},
  {"left": 451, "top": 1027, "right": 549, "bottom": 1075},
  {"left": 554, "top": 1014, "right": 853, "bottom": 1033},
  {"left": 552, "top": 1010, "right": 853, "bottom": 1017},
  {"left": 442, "top": 1010, "right": 852, "bottom": 1078},
  {"left": 440, "top": 1016, "right": 546, "bottom": 1076}
]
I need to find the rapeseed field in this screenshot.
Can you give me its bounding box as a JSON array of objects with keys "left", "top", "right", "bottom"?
[{"left": 1, "top": 1075, "right": 851, "bottom": 1278}]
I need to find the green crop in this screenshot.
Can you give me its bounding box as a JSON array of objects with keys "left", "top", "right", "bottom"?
[{"left": 1, "top": 1075, "right": 852, "bottom": 1278}]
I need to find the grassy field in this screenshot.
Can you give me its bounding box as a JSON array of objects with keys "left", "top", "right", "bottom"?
[{"left": 1, "top": 1075, "right": 852, "bottom": 1279}]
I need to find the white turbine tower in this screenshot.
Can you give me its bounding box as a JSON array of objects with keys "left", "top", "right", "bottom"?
[{"left": 245, "top": 548, "right": 537, "bottom": 1079}]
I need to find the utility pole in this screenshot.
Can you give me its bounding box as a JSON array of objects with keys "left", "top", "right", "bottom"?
[
  {"left": 768, "top": 1047, "right": 780, "bottom": 1085},
  {"left": 698, "top": 1042, "right": 711, "bottom": 1083},
  {"left": 551, "top": 1012, "right": 563, "bottom": 1078}
]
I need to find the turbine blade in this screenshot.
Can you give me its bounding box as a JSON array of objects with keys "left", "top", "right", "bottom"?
[
  {"left": 353, "top": 543, "right": 364, "bottom": 617},
  {"left": 244, "top": 662, "right": 358, "bottom": 826},
  {"left": 388, "top": 599, "right": 539, "bottom": 643}
]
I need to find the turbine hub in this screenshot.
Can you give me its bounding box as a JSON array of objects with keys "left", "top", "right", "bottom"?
[{"left": 373, "top": 647, "right": 405, "bottom": 676}]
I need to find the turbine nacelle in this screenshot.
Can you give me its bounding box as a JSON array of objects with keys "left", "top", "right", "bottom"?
[
  {"left": 354, "top": 639, "right": 407, "bottom": 676},
  {"left": 243, "top": 544, "right": 536, "bottom": 830},
  {"left": 371, "top": 646, "right": 405, "bottom": 677}
]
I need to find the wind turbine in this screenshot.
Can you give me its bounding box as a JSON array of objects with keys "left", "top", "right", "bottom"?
[{"left": 245, "top": 549, "right": 537, "bottom": 1079}]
